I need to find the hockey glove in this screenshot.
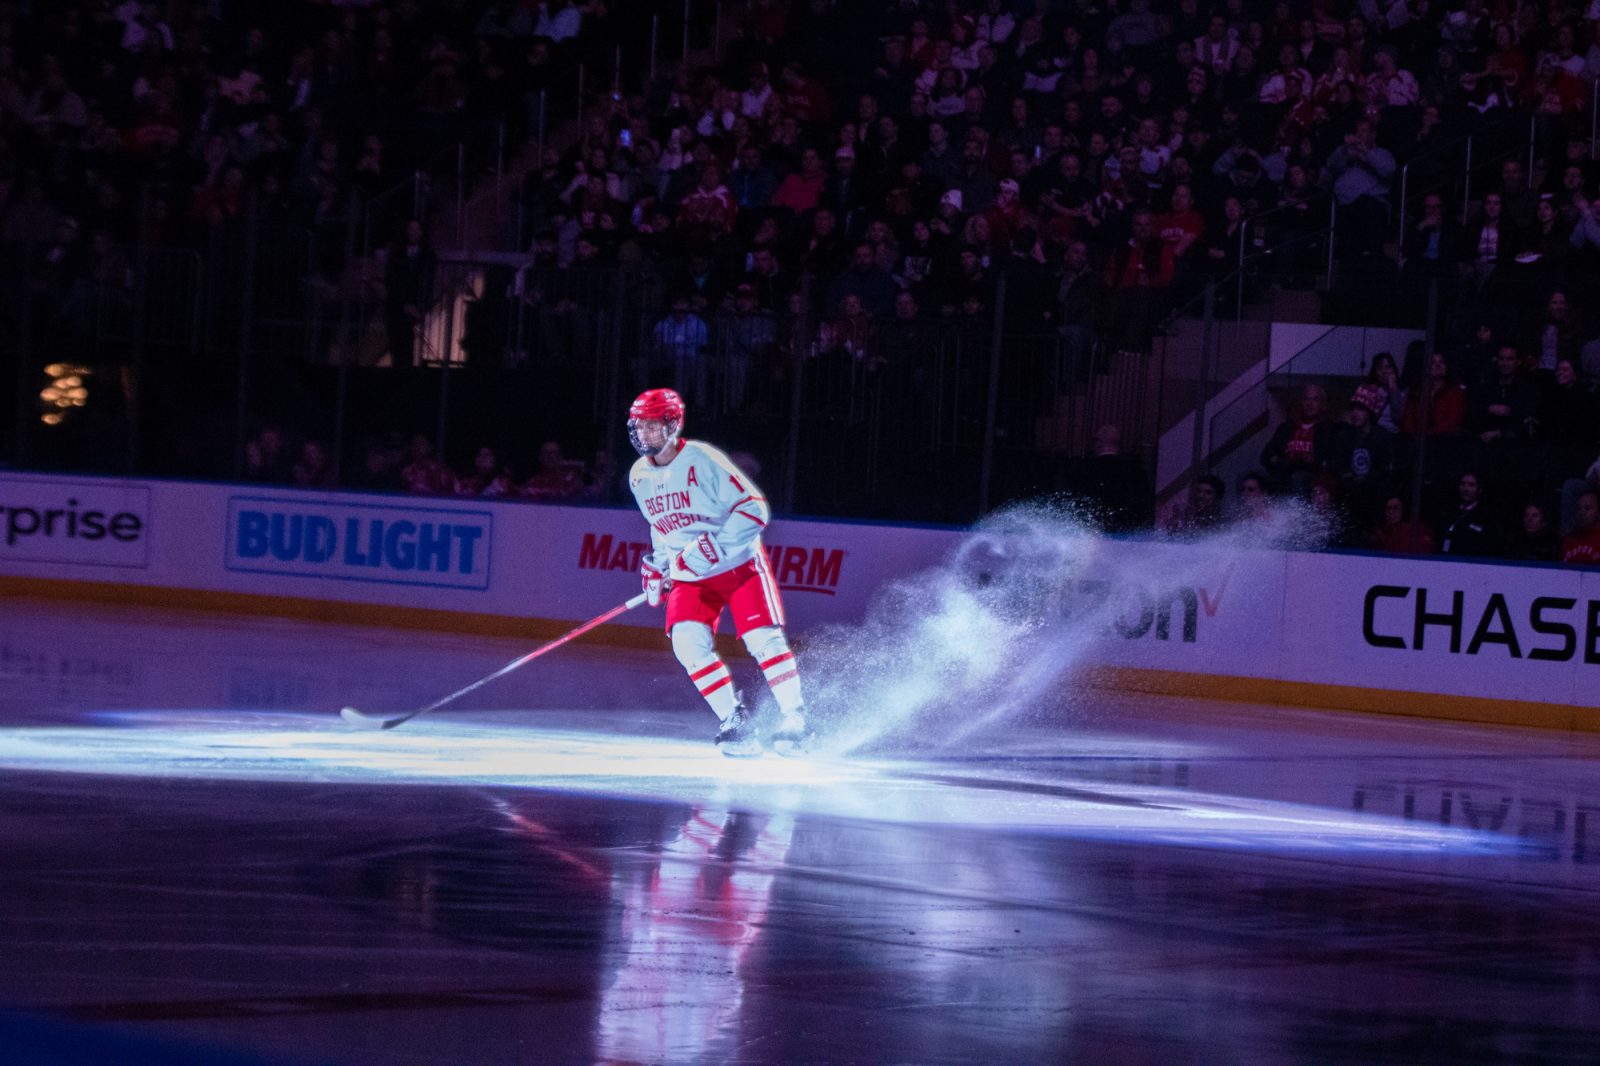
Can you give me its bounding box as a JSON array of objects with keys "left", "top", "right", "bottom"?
[
  {"left": 672, "top": 533, "right": 724, "bottom": 581},
  {"left": 641, "top": 560, "right": 670, "bottom": 607}
]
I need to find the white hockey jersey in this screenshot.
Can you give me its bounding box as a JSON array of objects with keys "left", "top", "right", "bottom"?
[{"left": 629, "top": 440, "right": 771, "bottom": 583}]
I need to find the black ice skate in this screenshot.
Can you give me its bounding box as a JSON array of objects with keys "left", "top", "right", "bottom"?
[
  {"left": 769, "top": 711, "right": 815, "bottom": 757},
  {"left": 714, "top": 702, "right": 762, "bottom": 757}
]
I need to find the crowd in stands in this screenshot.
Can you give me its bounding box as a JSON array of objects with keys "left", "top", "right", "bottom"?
[
  {"left": 5, "top": 0, "right": 1600, "bottom": 567},
  {"left": 0, "top": 0, "right": 610, "bottom": 254},
  {"left": 243, "top": 422, "right": 628, "bottom": 502},
  {"left": 1159, "top": 336, "right": 1600, "bottom": 565}
]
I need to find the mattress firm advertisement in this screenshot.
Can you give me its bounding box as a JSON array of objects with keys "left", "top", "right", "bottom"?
[{"left": 0, "top": 473, "right": 1595, "bottom": 717}]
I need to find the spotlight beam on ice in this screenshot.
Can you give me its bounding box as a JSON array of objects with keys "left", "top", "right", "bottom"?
[{"left": 0, "top": 713, "right": 1518, "bottom": 858}]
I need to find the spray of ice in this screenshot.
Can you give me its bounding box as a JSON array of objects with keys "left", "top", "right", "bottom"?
[{"left": 798, "top": 497, "right": 1331, "bottom": 756}]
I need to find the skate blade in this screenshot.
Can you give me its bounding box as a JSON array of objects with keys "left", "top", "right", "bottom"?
[{"left": 717, "top": 738, "right": 764, "bottom": 758}]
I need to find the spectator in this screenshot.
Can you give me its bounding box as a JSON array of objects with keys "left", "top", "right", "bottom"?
[
  {"left": 1503, "top": 501, "right": 1561, "bottom": 562},
  {"left": 1202, "top": 194, "right": 1249, "bottom": 275},
  {"left": 402, "top": 434, "right": 456, "bottom": 495},
  {"left": 1462, "top": 191, "right": 1521, "bottom": 296},
  {"left": 997, "top": 227, "right": 1053, "bottom": 332},
  {"left": 821, "top": 146, "right": 869, "bottom": 228},
  {"left": 819, "top": 293, "right": 874, "bottom": 363},
  {"left": 770, "top": 146, "right": 827, "bottom": 215},
  {"left": 1438, "top": 471, "right": 1499, "bottom": 558},
  {"left": 743, "top": 245, "right": 792, "bottom": 312},
  {"left": 677, "top": 163, "right": 737, "bottom": 243},
  {"left": 1162, "top": 475, "right": 1227, "bottom": 535},
  {"left": 1467, "top": 345, "right": 1540, "bottom": 450},
  {"left": 721, "top": 284, "right": 777, "bottom": 410},
  {"left": 1324, "top": 120, "right": 1395, "bottom": 258},
  {"left": 579, "top": 448, "right": 623, "bottom": 503},
  {"left": 1562, "top": 489, "right": 1600, "bottom": 565},
  {"left": 1064, "top": 424, "right": 1154, "bottom": 532},
  {"left": 1259, "top": 44, "right": 1314, "bottom": 103},
  {"left": 292, "top": 441, "right": 337, "bottom": 489},
  {"left": 797, "top": 208, "right": 847, "bottom": 277},
  {"left": 1371, "top": 493, "right": 1436, "bottom": 554},
  {"left": 729, "top": 144, "right": 776, "bottom": 210},
  {"left": 456, "top": 446, "right": 517, "bottom": 497},
  {"left": 243, "top": 425, "right": 293, "bottom": 483},
  {"left": 1544, "top": 358, "right": 1599, "bottom": 468},
  {"left": 826, "top": 242, "right": 898, "bottom": 317},
  {"left": 1195, "top": 15, "right": 1241, "bottom": 78},
  {"left": 1057, "top": 239, "right": 1105, "bottom": 369},
  {"left": 1401, "top": 193, "right": 1460, "bottom": 280},
  {"left": 1400, "top": 352, "right": 1468, "bottom": 436},
  {"left": 1364, "top": 352, "right": 1406, "bottom": 433},
  {"left": 1518, "top": 198, "right": 1573, "bottom": 288},
  {"left": 1157, "top": 182, "right": 1207, "bottom": 264},
  {"left": 1528, "top": 290, "right": 1581, "bottom": 372},
  {"left": 522, "top": 440, "right": 584, "bottom": 501},
  {"left": 384, "top": 220, "right": 435, "bottom": 373},
  {"left": 951, "top": 134, "right": 1000, "bottom": 213},
  {"left": 1497, "top": 159, "right": 1538, "bottom": 234},
  {"left": 1233, "top": 471, "right": 1274, "bottom": 526},
  {"left": 1260, "top": 383, "right": 1335, "bottom": 493},
  {"left": 1364, "top": 45, "right": 1419, "bottom": 107},
  {"left": 650, "top": 295, "right": 710, "bottom": 401},
  {"left": 1325, "top": 384, "right": 1395, "bottom": 522},
  {"left": 1103, "top": 207, "right": 1176, "bottom": 350}
]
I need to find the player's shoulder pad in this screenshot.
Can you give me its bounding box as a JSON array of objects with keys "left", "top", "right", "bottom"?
[
  {"left": 627, "top": 454, "right": 654, "bottom": 487},
  {"left": 682, "top": 439, "right": 736, "bottom": 470}
]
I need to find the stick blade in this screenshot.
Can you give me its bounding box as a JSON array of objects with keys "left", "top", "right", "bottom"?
[{"left": 340, "top": 706, "right": 390, "bottom": 730}]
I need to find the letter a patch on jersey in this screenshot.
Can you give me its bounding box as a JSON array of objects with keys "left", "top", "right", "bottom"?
[{"left": 686, "top": 466, "right": 699, "bottom": 487}]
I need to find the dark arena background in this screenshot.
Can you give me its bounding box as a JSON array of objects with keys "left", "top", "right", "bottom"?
[{"left": 2, "top": 0, "right": 1600, "bottom": 1063}]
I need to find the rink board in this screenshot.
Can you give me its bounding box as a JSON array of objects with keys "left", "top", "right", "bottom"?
[{"left": 0, "top": 472, "right": 1595, "bottom": 730}]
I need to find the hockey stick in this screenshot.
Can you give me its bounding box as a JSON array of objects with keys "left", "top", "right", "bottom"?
[{"left": 340, "top": 592, "right": 650, "bottom": 731}]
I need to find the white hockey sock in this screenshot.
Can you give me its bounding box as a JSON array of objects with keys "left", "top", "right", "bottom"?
[
  {"left": 686, "top": 658, "right": 739, "bottom": 722},
  {"left": 748, "top": 636, "right": 804, "bottom": 719},
  {"left": 761, "top": 656, "right": 805, "bottom": 720},
  {"left": 673, "top": 623, "right": 741, "bottom": 723}
]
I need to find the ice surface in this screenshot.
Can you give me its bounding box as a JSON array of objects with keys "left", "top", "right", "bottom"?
[{"left": 1, "top": 593, "right": 1599, "bottom": 1065}]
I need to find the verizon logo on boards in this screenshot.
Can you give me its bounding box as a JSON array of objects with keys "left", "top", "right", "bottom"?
[{"left": 578, "top": 533, "right": 844, "bottom": 594}]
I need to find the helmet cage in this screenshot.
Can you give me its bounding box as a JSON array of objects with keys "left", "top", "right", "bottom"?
[{"left": 628, "top": 414, "right": 682, "bottom": 457}]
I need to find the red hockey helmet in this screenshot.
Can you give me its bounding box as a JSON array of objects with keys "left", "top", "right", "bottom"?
[{"left": 627, "top": 388, "right": 685, "bottom": 457}]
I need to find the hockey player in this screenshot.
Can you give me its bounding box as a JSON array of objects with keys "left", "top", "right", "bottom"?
[{"left": 626, "top": 388, "right": 813, "bottom": 755}]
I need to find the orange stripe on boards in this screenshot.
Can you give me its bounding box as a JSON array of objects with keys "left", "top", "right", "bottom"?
[
  {"left": 1078, "top": 666, "right": 1596, "bottom": 734},
  {"left": 0, "top": 575, "right": 676, "bottom": 649}
]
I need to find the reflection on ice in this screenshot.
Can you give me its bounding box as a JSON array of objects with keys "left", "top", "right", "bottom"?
[{"left": 0, "top": 712, "right": 1515, "bottom": 857}]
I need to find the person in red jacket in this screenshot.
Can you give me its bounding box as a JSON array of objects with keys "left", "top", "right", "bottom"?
[
  {"left": 1561, "top": 489, "right": 1600, "bottom": 565},
  {"left": 1102, "top": 207, "right": 1175, "bottom": 351},
  {"left": 1370, "top": 493, "right": 1436, "bottom": 554},
  {"left": 1399, "top": 351, "right": 1467, "bottom": 436}
]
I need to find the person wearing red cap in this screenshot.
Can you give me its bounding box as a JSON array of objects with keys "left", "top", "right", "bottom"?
[
  {"left": 1325, "top": 383, "right": 1395, "bottom": 527},
  {"left": 627, "top": 388, "right": 813, "bottom": 755}
]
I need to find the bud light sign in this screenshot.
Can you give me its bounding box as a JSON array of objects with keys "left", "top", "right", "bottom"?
[{"left": 226, "top": 497, "right": 492, "bottom": 590}]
